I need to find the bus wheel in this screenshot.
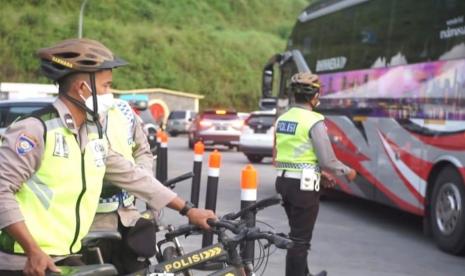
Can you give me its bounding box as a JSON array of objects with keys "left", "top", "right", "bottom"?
[{"left": 430, "top": 166, "right": 465, "bottom": 255}]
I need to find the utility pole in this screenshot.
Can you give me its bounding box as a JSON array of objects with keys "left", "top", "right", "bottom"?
[{"left": 78, "top": 0, "right": 89, "bottom": 38}]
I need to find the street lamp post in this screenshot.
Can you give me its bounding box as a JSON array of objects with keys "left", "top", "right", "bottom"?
[{"left": 78, "top": 0, "right": 89, "bottom": 38}]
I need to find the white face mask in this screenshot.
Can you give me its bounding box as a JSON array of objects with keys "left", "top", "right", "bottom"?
[{"left": 80, "top": 82, "right": 114, "bottom": 114}]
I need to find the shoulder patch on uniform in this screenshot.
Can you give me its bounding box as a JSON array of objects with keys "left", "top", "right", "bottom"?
[
  {"left": 16, "top": 134, "right": 36, "bottom": 155},
  {"left": 276, "top": 121, "right": 298, "bottom": 135}
]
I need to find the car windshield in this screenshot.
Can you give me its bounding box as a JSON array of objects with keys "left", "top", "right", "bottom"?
[
  {"left": 247, "top": 115, "right": 275, "bottom": 126},
  {"left": 0, "top": 105, "right": 48, "bottom": 128},
  {"left": 168, "top": 111, "right": 186, "bottom": 119}
]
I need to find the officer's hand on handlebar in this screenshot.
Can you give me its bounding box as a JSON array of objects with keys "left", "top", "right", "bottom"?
[
  {"left": 186, "top": 208, "right": 217, "bottom": 230},
  {"left": 24, "top": 248, "right": 60, "bottom": 276}
]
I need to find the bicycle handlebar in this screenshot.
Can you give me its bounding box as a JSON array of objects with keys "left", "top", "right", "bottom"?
[
  {"left": 246, "top": 231, "right": 294, "bottom": 249},
  {"left": 223, "top": 194, "right": 282, "bottom": 220},
  {"left": 165, "top": 223, "right": 200, "bottom": 240},
  {"left": 166, "top": 218, "right": 293, "bottom": 250},
  {"left": 162, "top": 171, "right": 194, "bottom": 189},
  {"left": 165, "top": 219, "right": 241, "bottom": 240},
  {"left": 207, "top": 218, "right": 243, "bottom": 234}
]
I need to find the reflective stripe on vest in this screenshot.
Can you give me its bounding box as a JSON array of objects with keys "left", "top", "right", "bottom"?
[
  {"left": 0, "top": 113, "right": 107, "bottom": 255},
  {"left": 275, "top": 107, "right": 324, "bottom": 171},
  {"left": 97, "top": 191, "right": 135, "bottom": 213},
  {"left": 97, "top": 101, "right": 136, "bottom": 213}
]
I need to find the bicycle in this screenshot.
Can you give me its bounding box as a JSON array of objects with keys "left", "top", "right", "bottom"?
[
  {"left": 130, "top": 194, "right": 294, "bottom": 276},
  {"left": 148, "top": 172, "right": 195, "bottom": 276},
  {"left": 47, "top": 195, "right": 291, "bottom": 276}
]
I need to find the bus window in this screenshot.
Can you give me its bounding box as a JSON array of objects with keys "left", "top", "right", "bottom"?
[
  {"left": 434, "top": 0, "right": 465, "bottom": 60},
  {"left": 351, "top": 0, "right": 392, "bottom": 69}
]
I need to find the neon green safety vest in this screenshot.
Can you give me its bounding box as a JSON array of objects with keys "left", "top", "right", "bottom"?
[
  {"left": 275, "top": 107, "right": 324, "bottom": 171},
  {"left": 97, "top": 100, "right": 136, "bottom": 213},
  {"left": 0, "top": 107, "right": 107, "bottom": 255}
]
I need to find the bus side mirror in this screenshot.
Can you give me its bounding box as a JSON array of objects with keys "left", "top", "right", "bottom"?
[{"left": 262, "top": 69, "right": 273, "bottom": 98}]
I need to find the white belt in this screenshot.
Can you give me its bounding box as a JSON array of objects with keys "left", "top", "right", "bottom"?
[{"left": 276, "top": 170, "right": 302, "bottom": 180}]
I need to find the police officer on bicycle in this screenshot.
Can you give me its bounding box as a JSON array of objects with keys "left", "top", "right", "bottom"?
[
  {"left": 90, "top": 96, "right": 157, "bottom": 273},
  {"left": 0, "top": 38, "right": 215, "bottom": 276},
  {"left": 274, "top": 72, "right": 357, "bottom": 276}
]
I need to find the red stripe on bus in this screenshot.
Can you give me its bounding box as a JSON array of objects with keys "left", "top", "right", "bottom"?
[
  {"left": 409, "top": 132, "right": 465, "bottom": 151},
  {"left": 325, "top": 120, "right": 423, "bottom": 215},
  {"left": 325, "top": 119, "right": 370, "bottom": 162},
  {"left": 335, "top": 147, "right": 423, "bottom": 215},
  {"left": 382, "top": 134, "right": 433, "bottom": 181},
  {"left": 379, "top": 134, "right": 425, "bottom": 204}
]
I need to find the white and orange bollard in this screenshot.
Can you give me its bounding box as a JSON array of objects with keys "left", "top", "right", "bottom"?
[
  {"left": 155, "top": 130, "right": 163, "bottom": 179},
  {"left": 190, "top": 141, "right": 205, "bottom": 207},
  {"left": 240, "top": 164, "right": 258, "bottom": 264},
  {"left": 158, "top": 131, "right": 169, "bottom": 183},
  {"left": 202, "top": 149, "right": 222, "bottom": 247}
]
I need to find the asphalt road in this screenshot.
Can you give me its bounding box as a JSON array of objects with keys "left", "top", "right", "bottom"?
[{"left": 156, "top": 136, "right": 465, "bottom": 276}]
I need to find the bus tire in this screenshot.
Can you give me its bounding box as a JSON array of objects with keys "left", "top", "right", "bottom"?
[{"left": 430, "top": 166, "right": 465, "bottom": 255}]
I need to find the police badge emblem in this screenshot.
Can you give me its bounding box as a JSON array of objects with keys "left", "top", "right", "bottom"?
[
  {"left": 53, "top": 133, "right": 69, "bottom": 158},
  {"left": 16, "top": 134, "right": 36, "bottom": 155}
]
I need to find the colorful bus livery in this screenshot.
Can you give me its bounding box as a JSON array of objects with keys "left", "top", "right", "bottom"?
[{"left": 262, "top": 0, "right": 465, "bottom": 254}]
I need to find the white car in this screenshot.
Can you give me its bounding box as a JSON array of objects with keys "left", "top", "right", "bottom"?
[
  {"left": 239, "top": 109, "right": 276, "bottom": 163},
  {"left": 0, "top": 98, "right": 55, "bottom": 137}
]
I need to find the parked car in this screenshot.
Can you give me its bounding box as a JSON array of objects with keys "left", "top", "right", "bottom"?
[
  {"left": 127, "top": 100, "right": 160, "bottom": 152},
  {"left": 188, "top": 109, "right": 242, "bottom": 149},
  {"left": 166, "top": 110, "right": 196, "bottom": 136},
  {"left": 237, "top": 112, "right": 250, "bottom": 121},
  {"left": 0, "top": 97, "right": 55, "bottom": 137},
  {"left": 239, "top": 109, "right": 276, "bottom": 163}
]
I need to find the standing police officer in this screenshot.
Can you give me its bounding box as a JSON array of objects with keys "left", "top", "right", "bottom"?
[{"left": 274, "top": 72, "right": 357, "bottom": 276}]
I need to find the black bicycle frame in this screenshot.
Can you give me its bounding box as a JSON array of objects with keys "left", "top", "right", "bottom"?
[{"left": 131, "top": 243, "right": 228, "bottom": 275}]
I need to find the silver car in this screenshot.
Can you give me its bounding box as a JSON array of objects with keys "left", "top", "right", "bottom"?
[{"left": 166, "top": 110, "right": 196, "bottom": 137}]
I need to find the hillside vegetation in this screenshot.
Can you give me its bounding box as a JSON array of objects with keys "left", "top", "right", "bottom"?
[{"left": 0, "top": 0, "right": 310, "bottom": 110}]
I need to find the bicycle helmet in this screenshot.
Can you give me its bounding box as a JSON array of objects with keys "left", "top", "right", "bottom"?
[
  {"left": 290, "top": 72, "right": 321, "bottom": 96},
  {"left": 37, "top": 38, "right": 127, "bottom": 81}
]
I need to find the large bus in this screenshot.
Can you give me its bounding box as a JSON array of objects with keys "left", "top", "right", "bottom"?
[{"left": 261, "top": 0, "right": 465, "bottom": 254}]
